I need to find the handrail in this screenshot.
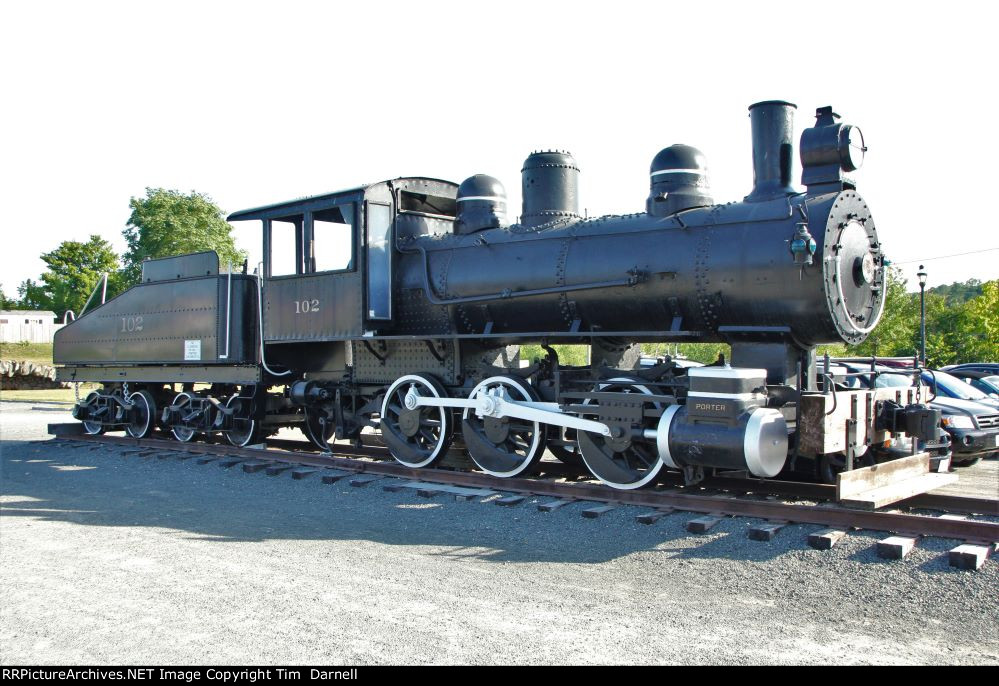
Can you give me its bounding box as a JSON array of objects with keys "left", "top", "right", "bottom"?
[
  {"left": 255, "top": 262, "right": 292, "bottom": 377},
  {"left": 78, "top": 273, "right": 108, "bottom": 318},
  {"left": 218, "top": 265, "right": 232, "bottom": 360}
]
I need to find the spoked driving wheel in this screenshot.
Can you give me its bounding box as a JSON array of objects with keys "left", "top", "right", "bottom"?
[
  {"left": 170, "top": 392, "right": 197, "bottom": 443},
  {"left": 126, "top": 390, "right": 156, "bottom": 439},
  {"left": 462, "top": 375, "right": 544, "bottom": 477},
  {"left": 380, "top": 374, "right": 453, "bottom": 468},
  {"left": 576, "top": 378, "right": 665, "bottom": 490},
  {"left": 224, "top": 394, "right": 260, "bottom": 448},
  {"left": 304, "top": 405, "right": 336, "bottom": 451}
]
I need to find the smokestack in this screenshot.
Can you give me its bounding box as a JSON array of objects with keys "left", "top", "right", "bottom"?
[{"left": 746, "top": 100, "right": 797, "bottom": 202}]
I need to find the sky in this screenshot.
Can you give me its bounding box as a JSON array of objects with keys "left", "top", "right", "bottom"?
[{"left": 2, "top": 0, "right": 997, "bottom": 298}]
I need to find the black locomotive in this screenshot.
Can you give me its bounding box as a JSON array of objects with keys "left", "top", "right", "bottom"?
[{"left": 56, "top": 100, "right": 939, "bottom": 489}]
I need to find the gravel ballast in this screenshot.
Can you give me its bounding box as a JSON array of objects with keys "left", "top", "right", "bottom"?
[{"left": 1, "top": 402, "right": 997, "bottom": 665}]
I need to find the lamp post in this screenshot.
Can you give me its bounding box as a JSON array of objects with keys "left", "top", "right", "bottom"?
[{"left": 917, "top": 265, "right": 927, "bottom": 366}]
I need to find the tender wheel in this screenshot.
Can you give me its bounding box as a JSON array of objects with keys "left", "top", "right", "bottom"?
[
  {"left": 82, "top": 391, "right": 104, "bottom": 435},
  {"left": 462, "top": 376, "right": 544, "bottom": 477},
  {"left": 576, "top": 378, "right": 664, "bottom": 490},
  {"left": 125, "top": 390, "right": 156, "bottom": 439},
  {"left": 224, "top": 394, "right": 260, "bottom": 448},
  {"left": 304, "top": 405, "right": 336, "bottom": 451},
  {"left": 170, "top": 391, "right": 194, "bottom": 443},
  {"left": 380, "top": 374, "right": 453, "bottom": 468},
  {"left": 170, "top": 392, "right": 197, "bottom": 442}
]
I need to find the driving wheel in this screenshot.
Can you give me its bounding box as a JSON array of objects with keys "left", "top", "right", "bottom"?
[
  {"left": 380, "top": 374, "right": 453, "bottom": 468},
  {"left": 462, "top": 375, "right": 544, "bottom": 477}
]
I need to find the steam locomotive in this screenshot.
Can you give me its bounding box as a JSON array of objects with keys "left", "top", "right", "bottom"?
[{"left": 55, "top": 100, "right": 940, "bottom": 489}]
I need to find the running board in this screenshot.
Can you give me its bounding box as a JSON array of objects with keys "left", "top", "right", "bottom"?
[{"left": 837, "top": 453, "right": 958, "bottom": 510}]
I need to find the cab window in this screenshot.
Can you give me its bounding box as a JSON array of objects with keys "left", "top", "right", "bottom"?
[
  {"left": 270, "top": 219, "right": 300, "bottom": 277},
  {"left": 311, "top": 205, "right": 354, "bottom": 273}
]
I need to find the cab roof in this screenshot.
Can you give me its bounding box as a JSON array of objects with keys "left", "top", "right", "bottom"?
[{"left": 227, "top": 177, "right": 457, "bottom": 222}]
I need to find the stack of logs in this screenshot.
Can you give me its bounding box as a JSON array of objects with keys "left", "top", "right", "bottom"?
[{"left": 0, "top": 360, "right": 70, "bottom": 390}]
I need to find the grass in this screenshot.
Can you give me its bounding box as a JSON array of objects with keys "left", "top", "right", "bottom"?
[
  {"left": 0, "top": 387, "right": 89, "bottom": 404},
  {"left": 1, "top": 342, "right": 93, "bottom": 403},
  {"left": 0, "top": 342, "right": 54, "bottom": 365}
]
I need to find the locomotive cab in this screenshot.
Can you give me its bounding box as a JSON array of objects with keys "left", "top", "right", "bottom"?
[{"left": 227, "top": 177, "right": 458, "bottom": 346}]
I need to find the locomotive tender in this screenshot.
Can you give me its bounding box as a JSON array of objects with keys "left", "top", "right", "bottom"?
[{"left": 56, "top": 100, "right": 941, "bottom": 489}]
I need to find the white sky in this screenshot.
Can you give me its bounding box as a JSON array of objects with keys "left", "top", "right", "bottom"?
[{"left": 2, "top": 0, "right": 996, "bottom": 296}]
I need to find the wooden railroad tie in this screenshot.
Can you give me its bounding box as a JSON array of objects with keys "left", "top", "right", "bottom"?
[
  {"left": 581, "top": 504, "right": 617, "bottom": 519},
  {"left": 320, "top": 470, "right": 352, "bottom": 485},
  {"left": 349, "top": 474, "right": 383, "bottom": 488},
  {"left": 635, "top": 508, "right": 674, "bottom": 525},
  {"left": 686, "top": 514, "right": 724, "bottom": 534},
  {"left": 241, "top": 461, "right": 271, "bottom": 473},
  {"left": 807, "top": 529, "right": 847, "bottom": 550},
  {"left": 877, "top": 536, "right": 917, "bottom": 560},
  {"left": 537, "top": 499, "right": 575, "bottom": 513},
  {"left": 948, "top": 543, "right": 993, "bottom": 571},
  {"left": 748, "top": 520, "right": 789, "bottom": 541}
]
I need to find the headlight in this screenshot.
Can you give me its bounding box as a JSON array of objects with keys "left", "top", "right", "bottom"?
[{"left": 941, "top": 415, "right": 975, "bottom": 429}]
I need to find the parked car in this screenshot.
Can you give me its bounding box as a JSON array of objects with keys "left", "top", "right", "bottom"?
[
  {"left": 921, "top": 370, "right": 999, "bottom": 410},
  {"left": 920, "top": 371, "right": 999, "bottom": 465},
  {"left": 827, "top": 361, "right": 999, "bottom": 467},
  {"left": 944, "top": 368, "right": 999, "bottom": 399},
  {"left": 942, "top": 362, "right": 999, "bottom": 375},
  {"left": 820, "top": 362, "right": 951, "bottom": 472}
]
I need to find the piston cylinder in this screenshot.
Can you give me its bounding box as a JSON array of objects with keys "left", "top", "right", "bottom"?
[{"left": 656, "top": 367, "right": 788, "bottom": 477}]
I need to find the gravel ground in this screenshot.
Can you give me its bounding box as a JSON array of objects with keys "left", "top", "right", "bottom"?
[{"left": 1, "top": 401, "right": 997, "bottom": 665}]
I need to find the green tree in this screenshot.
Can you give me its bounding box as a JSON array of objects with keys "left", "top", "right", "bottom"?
[
  {"left": 15, "top": 279, "right": 47, "bottom": 310},
  {"left": 0, "top": 284, "right": 12, "bottom": 309},
  {"left": 959, "top": 280, "right": 999, "bottom": 362},
  {"left": 121, "top": 188, "right": 246, "bottom": 286},
  {"left": 849, "top": 266, "right": 920, "bottom": 359},
  {"left": 928, "top": 278, "right": 983, "bottom": 305},
  {"left": 15, "top": 236, "right": 122, "bottom": 318}
]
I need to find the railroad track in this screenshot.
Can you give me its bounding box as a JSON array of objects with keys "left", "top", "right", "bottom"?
[{"left": 44, "top": 429, "right": 999, "bottom": 569}]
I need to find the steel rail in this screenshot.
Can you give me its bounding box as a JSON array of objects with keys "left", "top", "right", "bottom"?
[
  {"left": 208, "top": 436, "right": 999, "bottom": 516},
  {"left": 52, "top": 432, "right": 999, "bottom": 544}
]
